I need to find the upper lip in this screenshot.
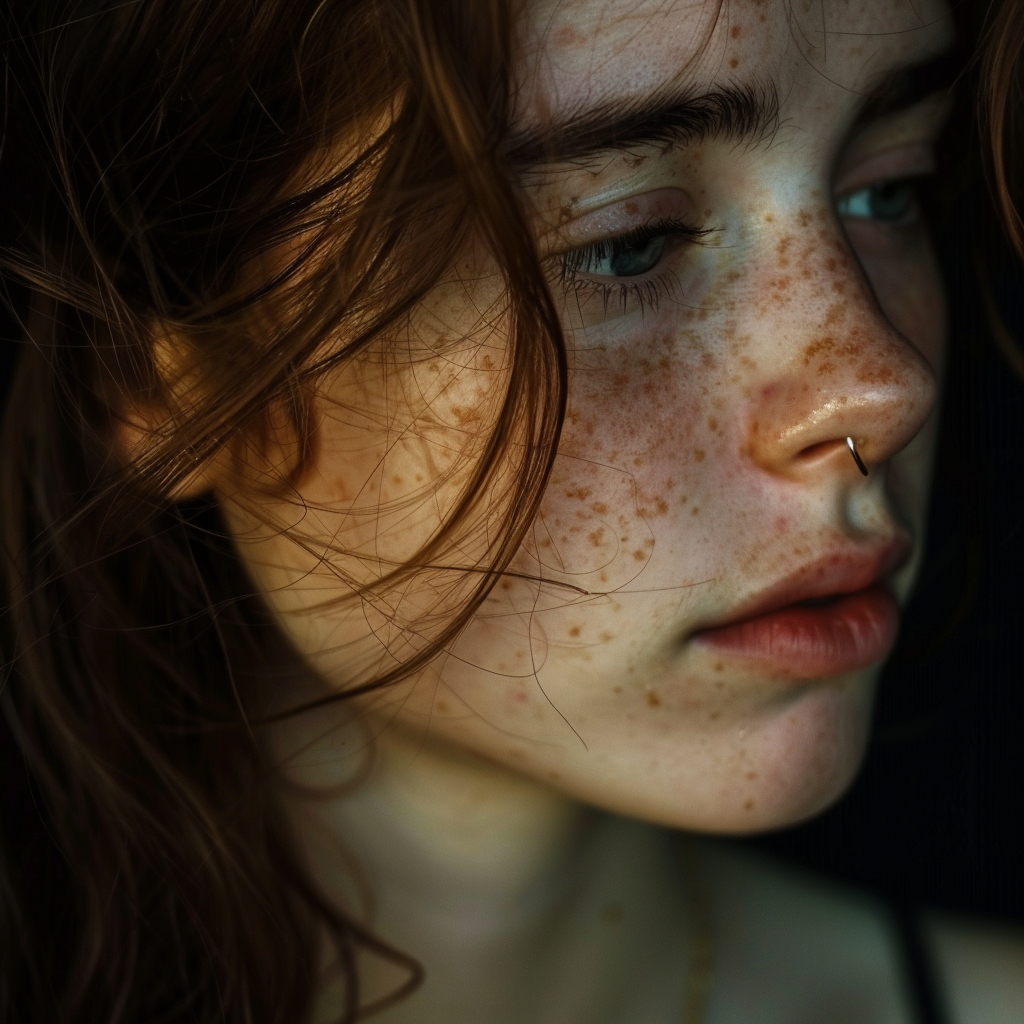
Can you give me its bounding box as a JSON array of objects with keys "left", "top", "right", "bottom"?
[{"left": 693, "top": 534, "right": 913, "bottom": 635}]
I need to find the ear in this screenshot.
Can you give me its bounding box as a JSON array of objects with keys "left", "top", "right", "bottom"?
[
  {"left": 110, "top": 330, "right": 230, "bottom": 502},
  {"left": 113, "top": 397, "right": 229, "bottom": 502}
]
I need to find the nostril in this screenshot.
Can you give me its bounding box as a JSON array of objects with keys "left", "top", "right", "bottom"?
[
  {"left": 796, "top": 438, "right": 845, "bottom": 464},
  {"left": 794, "top": 437, "right": 870, "bottom": 475}
]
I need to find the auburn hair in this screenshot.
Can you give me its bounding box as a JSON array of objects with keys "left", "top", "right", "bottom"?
[
  {"left": 982, "top": 0, "right": 1024, "bottom": 255},
  {"left": 0, "top": 1, "right": 566, "bottom": 1021}
]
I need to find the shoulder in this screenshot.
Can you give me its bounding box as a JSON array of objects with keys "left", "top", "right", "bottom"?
[
  {"left": 698, "top": 840, "right": 912, "bottom": 1023},
  {"left": 924, "top": 912, "right": 1024, "bottom": 1024},
  {"left": 699, "top": 841, "right": 1024, "bottom": 1024}
]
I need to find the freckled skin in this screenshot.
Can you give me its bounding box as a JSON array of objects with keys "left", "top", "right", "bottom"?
[{"left": 222, "top": 0, "right": 954, "bottom": 836}]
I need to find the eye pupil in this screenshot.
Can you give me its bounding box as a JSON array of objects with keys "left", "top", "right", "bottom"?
[
  {"left": 869, "top": 181, "right": 915, "bottom": 222},
  {"left": 607, "top": 234, "right": 667, "bottom": 277}
]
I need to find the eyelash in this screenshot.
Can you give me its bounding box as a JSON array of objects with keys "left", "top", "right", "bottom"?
[{"left": 557, "top": 217, "right": 714, "bottom": 315}]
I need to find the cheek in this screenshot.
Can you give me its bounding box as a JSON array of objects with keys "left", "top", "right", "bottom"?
[{"left": 523, "top": 326, "right": 725, "bottom": 585}]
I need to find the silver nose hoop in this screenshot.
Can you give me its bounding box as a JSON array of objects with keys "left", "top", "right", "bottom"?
[{"left": 846, "top": 436, "right": 869, "bottom": 476}]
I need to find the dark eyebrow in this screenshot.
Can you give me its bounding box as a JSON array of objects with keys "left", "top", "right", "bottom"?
[
  {"left": 506, "top": 45, "right": 963, "bottom": 171},
  {"left": 853, "top": 47, "right": 964, "bottom": 126},
  {"left": 505, "top": 81, "right": 780, "bottom": 168}
]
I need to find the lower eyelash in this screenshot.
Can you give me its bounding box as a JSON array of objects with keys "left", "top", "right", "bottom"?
[
  {"left": 562, "top": 268, "right": 685, "bottom": 318},
  {"left": 556, "top": 219, "right": 713, "bottom": 317}
]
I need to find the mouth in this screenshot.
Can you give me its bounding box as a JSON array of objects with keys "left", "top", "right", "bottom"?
[{"left": 690, "top": 538, "right": 912, "bottom": 679}]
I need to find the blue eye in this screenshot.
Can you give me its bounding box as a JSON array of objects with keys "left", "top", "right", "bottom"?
[
  {"left": 566, "top": 231, "right": 669, "bottom": 278},
  {"left": 836, "top": 180, "right": 920, "bottom": 225}
]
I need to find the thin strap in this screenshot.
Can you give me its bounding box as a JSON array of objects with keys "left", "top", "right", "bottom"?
[{"left": 892, "top": 904, "right": 948, "bottom": 1024}]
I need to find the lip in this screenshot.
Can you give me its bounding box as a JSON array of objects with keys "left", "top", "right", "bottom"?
[{"left": 691, "top": 537, "right": 912, "bottom": 679}]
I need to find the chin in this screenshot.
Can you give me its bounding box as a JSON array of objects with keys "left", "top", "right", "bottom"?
[
  {"left": 708, "top": 669, "right": 879, "bottom": 835},
  {"left": 610, "top": 666, "right": 881, "bottom": 837}
]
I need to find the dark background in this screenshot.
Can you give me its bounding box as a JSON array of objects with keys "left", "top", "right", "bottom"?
[{"left": 3, "top": 173, "right": 1023, "bottom": 930}]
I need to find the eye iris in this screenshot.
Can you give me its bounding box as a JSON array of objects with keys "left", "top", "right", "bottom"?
[
  {"left": 868, "top": 181, "right": 915, "bottom": 222},
  {"left": 607, "top": 234, "right": 667, "bottom": 277}
]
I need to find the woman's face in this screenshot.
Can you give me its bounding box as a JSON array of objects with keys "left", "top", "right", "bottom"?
[{"left": 223, "top": 0, "right": 954, "bottom": 832}]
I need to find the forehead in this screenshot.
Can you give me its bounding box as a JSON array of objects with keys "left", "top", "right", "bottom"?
[{"left": 516, "top": 0, "right": 954, "bottom": 129}]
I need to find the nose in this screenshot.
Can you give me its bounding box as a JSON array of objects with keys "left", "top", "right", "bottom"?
[{"left": 743, "top": 227, "right": 938, "bottom": 480}]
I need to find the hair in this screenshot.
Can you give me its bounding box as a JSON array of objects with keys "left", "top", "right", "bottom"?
[
  {"left": 981, "top": 0, "right": 1024, "bottom": 256},
  {"left": 0, "top": 1, "right": 569, "bottom": 1021}
]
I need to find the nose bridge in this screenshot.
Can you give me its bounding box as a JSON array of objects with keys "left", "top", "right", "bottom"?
[{"left": 744, "top": 212, "right": 937, "bottom": 477}]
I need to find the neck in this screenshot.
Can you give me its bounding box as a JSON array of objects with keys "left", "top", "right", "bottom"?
[
  {"left": 267, "top": 702, "right": 692, "bottom": 1022},
  {"left": 272, "top": 703, "right": 597, "bottom": 924}
]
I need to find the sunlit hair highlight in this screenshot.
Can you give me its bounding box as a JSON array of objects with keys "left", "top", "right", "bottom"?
[{"left": 0, "top": 0, "right": 565, "bottom": 1020}]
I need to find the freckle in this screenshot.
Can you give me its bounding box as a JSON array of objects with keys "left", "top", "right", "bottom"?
[
  {"left": 589, "top": 527, "right": 605, "bottom": 547},
  {"left": 713, "top": 662, "right": 723, "bottom": 672},
  {"left": 633, "top": 457, "right": 644, "bottom": 466},
  {"left": 600, "top": 631, "right": 613, "bottom": 642},
  {"left": 436, "top": 700, "right": 450, "bottom": 713},
  {"left": 592, "top": 501, "right": 608, "bottom": 515},
  {"left": 415, "top": 474, "right": 423, "bottom": 482},
  {"left": 764, "top": 212, "right": 774, "bottom": 223},
  {"left": 680, "top": 495, "right": 688, "bottom": 504},
  {"left": 655, "top": 498, "right": 668, "bottom": 515},
  {"left": 824, "top": 302, "right": 846, "bottom": 326},
  {"left": 613, "top": 686, "right": 623, "bottom": 694},
  {"left": 600, "top": 571, "right": 608, "bottom": 582},
  {"left": 548, "top": 770, "right": 562, "bottom": 781},
  {"left": 540, "top": 538, "right": 552, "bottom": 548},
  {"left": 707, "top": 416, "right": 718, "bottom": 431},
  {"left": 744, "top": 799, "right": 755, "bottom": 811},
  {"left": 620, "top": 536, "right": 629, "bottom": 543},
  {"left": 633, "top": 549, "right": 646, "bottom": 561},
  {"left": 624, "top": 200, "right": 639, "bottom": 215},
  {"left": 501, "top": 580, "right": 512, "bottom": 590},
  {"left": 691, "top": 506, "right": 700, "bottom": 516},
  {"left": 746, "top": 771, "right": 758, "bottom": 781},
  {"left": 647, "top": 691, "right": 662, "bottom": 707},
  {"left": 392, "top": 475, "right": 403, "bottom": 485},
  {"left": 729, "top": 57, "right": 739, "bottom": 68},
  {"left": 731, "top": 23, "right": 742, "bottom": 37},
  {"left": 569, "top": 625, "right": 582, "bottom": 637},
  {"left": 694, "top": 449, "right": 705, "bottom": 462}
]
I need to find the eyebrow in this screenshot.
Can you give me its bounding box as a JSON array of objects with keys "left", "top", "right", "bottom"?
[
  {"left": 853, "top": 47, "right": 963, "bottom": 126},
  {"left": 506, "top": 49, "right": 961, "bottom": 170},
  {"left": 506, "top": 81, "right": 779, "bottom": 168}
]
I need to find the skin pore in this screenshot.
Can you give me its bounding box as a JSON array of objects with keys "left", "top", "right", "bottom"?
[{"left": 207, "top": 0, "right": 956, "bottom": 1019}]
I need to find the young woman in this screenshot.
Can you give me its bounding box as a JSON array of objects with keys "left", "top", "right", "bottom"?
[{"left": 1, "top": 0, "right": 1021, "bottom": 1021}]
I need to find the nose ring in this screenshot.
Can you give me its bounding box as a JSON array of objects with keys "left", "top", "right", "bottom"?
[{"left": 846, "top": 436, "right": 869, "bottom": 476}]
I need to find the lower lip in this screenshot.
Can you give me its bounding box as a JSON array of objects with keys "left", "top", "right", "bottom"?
[{"left": 693, "top": 585, "right": 900, "bottom": 678}]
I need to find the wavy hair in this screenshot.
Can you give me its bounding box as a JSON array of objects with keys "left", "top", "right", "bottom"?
[{"left": 0, "top": 1, "right": 566, "bottom": 1020}]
